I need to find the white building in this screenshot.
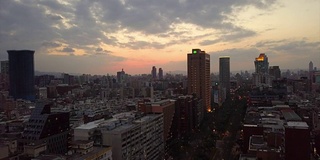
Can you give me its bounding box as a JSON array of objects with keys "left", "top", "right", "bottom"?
[{"left": 74, "top": 112, "right": 164, "bottom": 160}]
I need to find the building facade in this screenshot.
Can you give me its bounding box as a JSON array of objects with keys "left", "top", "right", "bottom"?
[
  {"left": 152, "top": 66, "right": 157, "bottom": 79},
  {"left": 21, "top": 102, "right": 70, "bottom": 154},
  {"left": 8, "top": 50, "right": 35, "bottom": 101},
  {"left": 254, "top": 53, "right": 269, "bottom": 74},
  {"left": 74, "top": 112, "right": 164, "bottom": 160},
  {"left": 159, "top": 68, "right": 163, "bottom": 80},
  {"left": 187, "top": 49, "right": 211, "bottom": 111},
  {"left": 253, "top": 53, "right": 271, "bottom": 86},
  {"left": 269, "top": 66, "right": 281, "bottom": 80},
  {"left": 219, "top": 56, "right": 230, "bottom": 96}
]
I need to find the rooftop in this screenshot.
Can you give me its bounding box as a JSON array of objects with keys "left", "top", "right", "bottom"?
[
  {"left": 152, "top": 99, "right": 174, "bottom": 106},
  {"left": 75, "top": 119, "right": 105, "bottom": 130},
  {"left": 71, "top": 140, "right": 93, "bottom": 145},
  {"left": 134, "top": 114, "right": 161, "bottom": 123},
  {"left": 70, "top": 146, "right": 112, "bottom": 160},
  {"left": 286, "top": 121, "right": 309, "bottom": 129},
  {"left": 281, "top": 109, "right": 302, "bottom": 121},
  {"left": 108, "top": 123, "right": 136, "bottom": 133}
]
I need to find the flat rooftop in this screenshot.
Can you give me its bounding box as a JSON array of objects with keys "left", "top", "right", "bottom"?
[
  {"left": 70, "top": 146, "right": 112, "bottom": 160},
  {"left": 281, "top": 109, "right": 302, "bottom": 121},
  {"left": 75, "top": 119, "right": 105, "bottom": 130},
  {"left": 134, "top": 114, "right": 161, "bottom": 123},
  {"left": 71, "top": 140, "right": 93, "bottom": 145},
  {"left": 109, "top": 123, "right": 136, "bottom": 133},
  {"left": 151, "top": 99, "right": 174, "bottom": 106},
  {"left": 287, "top": 121, "right": 309, "bottom": 129}
]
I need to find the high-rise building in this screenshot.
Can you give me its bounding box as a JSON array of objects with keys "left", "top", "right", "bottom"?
[
  {"left": 8, "top": 50, "right": 35, "bottom": 101},
  {"left": 309, "top": 61, "right": 313, "bottom": 72},
  {"left": 187, "top": 49, "right": 211, "bottom": 111},
  {"left": 21, "top": 102, "right": 70, "bottom": 154},
  {"left": 152, "top": 66, "right": 157, "bottom": 79},
  {"left": 254, "top": 53, "right": 269, "bottom": 74},
  {"left": 269, "top": 66, "right": 281, "bottom": 79},
  {"left": 253, "top": 53, "right": 271, "bottom": 86},
  {"left": 1, "top": 60, "right": 9, "bottom": 74},
  {"left": 309, "top": 61, "right": 314, "bottom": 80},
  {"left": 117, "top": 69, "right": 125, "bottom": 85},
  {"left": 172, "top": 95, "right": 203, "bottom": 139},
  {"left": 219, "top": 56, "right": 230, "bottom": 96},
  {"left": 159, "top": 68, "right": 163, "bottom": 80}
]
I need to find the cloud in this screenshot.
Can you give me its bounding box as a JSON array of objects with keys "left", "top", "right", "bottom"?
[
  {"left": 60, "top": 47, "right": 75, "bottom": 53},
  {"left": 199, "top": 28, "right": 256, "bottom": 46},
  {"left": 271, "top": 40, "right": 320, "bottom": 52},
  {"left": 94, "top": 47, "right": 113, "bottom": 56},
  {"left": 0, "top": 0, "right": 281, "bottom": 74},
  {"left": 46, "top": 14, "right": 63, "bottom": 21},
  {"left": 96, "top": 47, "right": 103, "bottom": 52},
  {"left": 42, "top": 41, "right": 62, "bottom": 48},
  {"left": 0, "top": 0, "right": 277, "bottom": 50},
  {"left": 254, "top": 39, "right": 320, "bottom": 55},
  {"left": 119, "top": 41, "right": 166, "bottom": 50},
  {"left": 199, "top": 39, "right": 221, "bottom": 46}
]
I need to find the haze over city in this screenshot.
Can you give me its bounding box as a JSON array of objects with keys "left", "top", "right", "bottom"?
[{"left": 0, "top": 0, "right": 319, "bottom": 74}]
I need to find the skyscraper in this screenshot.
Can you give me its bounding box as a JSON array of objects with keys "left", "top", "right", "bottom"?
[
  {"left": 309, "top": 61, "right": 314, "bottom": 80},
  {"left": 269, "top": 66, "right": 281, "bottom": 79},
  {"left": 158, "top": 68, "right": 163, "bottom": 80},
  {"left": 117, "top": 68, "right": 125, "bottom": 84},
  {"left": 8, "top": 50, "right": 35, "bottom": 101},
  {"left": 253, "top": 53, "right": 271, "bottom": 86},
  {"left": 254, "top": 53, "right": 269, "bottom": 74},
  {"left": 219, "top": 56, "right": 230, "bottom": 96},
  {"left": 152, "top": 66, "right": 157, "bottom": 79},
  {"left": 187, "top": 49, "right": 211, "bottom": 111},
  {"left": 309, "top": 61, "right": 313, "bottom": 72}
]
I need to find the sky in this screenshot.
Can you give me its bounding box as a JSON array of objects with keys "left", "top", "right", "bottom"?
[{"left": 0, "top": 0, "right": 319, "bottom": 75}]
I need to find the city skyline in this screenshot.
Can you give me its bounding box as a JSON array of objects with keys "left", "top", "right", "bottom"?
[{"left": 0, "top": 0, "right": 319, "bottom": 75}]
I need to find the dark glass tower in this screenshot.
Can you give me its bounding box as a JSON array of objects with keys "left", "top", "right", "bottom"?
[
  {"left": 219, "top": 56, "right": 230, "bottom": 95},
  {"left": 8, "top": 50, "right": 35, "bottom": 101}
]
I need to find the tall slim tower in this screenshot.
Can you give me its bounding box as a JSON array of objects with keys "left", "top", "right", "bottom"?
[
  {"left": 8, "top": 50, "right": 35, "bottom": 101},
  {"left": 187, "top": 49, "right": 211, "bottom": 111},
  {"left": 151, "top": 66, "right": 157, "bottom": 79},
  {"left": 158, "top": 68, "right": 163, "bottom": 80},
  {"left": 219, "top": 56, "right": 230, "bottom": 95},
  {"left": 309, "top": 61, "right": 313, "bottom": 72}
]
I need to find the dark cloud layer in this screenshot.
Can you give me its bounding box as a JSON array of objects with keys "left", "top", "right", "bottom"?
[
  {"left": 0, "top": 0, "right": 277, "bottom": 53},
  {"left": 60, "top": 47, "right": 75, "bottom": 53},
  {"left": 3, "top": 0, "right": 317, "bottom": 74}
]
